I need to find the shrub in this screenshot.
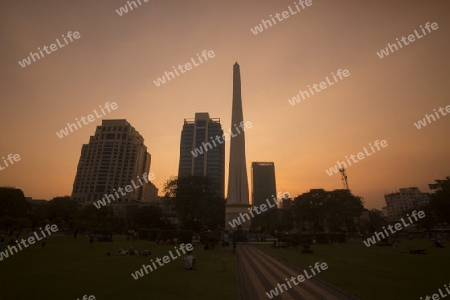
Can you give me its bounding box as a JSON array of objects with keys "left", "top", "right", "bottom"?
[
  {"left": 161, "top": 230, "right": 174, "bottom": 241},
  {"left": 301, "top": 242, "right": 314, "bottom": 254},
  {"left": 178, "top": 230, "right": 193, "bottom": 244},
  {"left": 139, "top": 229, "right": 149, "bottom": 239},
  {"left": 149, "top": 229, "right": 160, "bottom": 241},
  {"left": 97, "top": 236, "right": 113, "bottom": 242},
  {"left": 201, "top": 231, "right": 220, "bottom": 249}
]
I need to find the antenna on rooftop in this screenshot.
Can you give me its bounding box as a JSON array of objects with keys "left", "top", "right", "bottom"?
[{"left": 339, "top": 168, "right": 349, "bottom": 190}]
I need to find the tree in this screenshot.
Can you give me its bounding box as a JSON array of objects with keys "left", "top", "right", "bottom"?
[
  {"left": 74, "top": 205, "right": 115, "bottom": 232},
  {"left": 0, "top": 187, "right": 31, "bottom": 233},
  {"left": 293, "top": 189, "right": 364, "bottom": 234},
  {"left": 47, "top": 196, "right": 79, "bottom": 225},
  {"left": 359, "top": 209, "right": 388, "bottom": 234},
  {"left": 428, "top": 178, "right": 450, "bottom": 224},
  {"left": 330, "top": 189, "right": 365, "bottom": 235},
  {"left": 278, "top": 208, "right": 295, "bottom": 232},
  {"left": 293, "top": 189, "right": 327, "bottom": 233},
  {"left": 0, "top": 187, "right": 30, "bottom": 218},
  {"left": 163, "top": 176, "right": 225, "bottom": 231},
  {"left": 30, "top": 202, "right": 49, "bottom": 227},
  {"left": 415, "top": 204, "right": 437, "bottom": 231},
  {"left": 133, "top": 205, "right": 165, "bottom": 229}
]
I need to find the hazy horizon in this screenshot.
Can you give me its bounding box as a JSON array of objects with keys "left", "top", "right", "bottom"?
[{"left": 1, "top": 0, "right": 449, "bottom": 209}]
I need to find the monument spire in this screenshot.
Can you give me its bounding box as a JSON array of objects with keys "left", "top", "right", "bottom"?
[{"left": 226, "top": 62, "right": 251, "bottom": 230}]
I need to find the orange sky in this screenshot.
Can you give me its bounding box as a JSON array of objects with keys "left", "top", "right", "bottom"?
[{"left": 1, "top": 0, "right": 449, "bottom": 209}]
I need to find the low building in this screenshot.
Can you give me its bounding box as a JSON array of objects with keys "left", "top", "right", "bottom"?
[
  {"left": 428, "top": 176, "right": 450, "bottom": 192},
  {"left": 143, "top": 182, "right": 158, "bottom": 203}
]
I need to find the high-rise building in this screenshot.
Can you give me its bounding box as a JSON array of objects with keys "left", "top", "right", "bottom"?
[
  {"left": 226, "top": 62, "right": 252, "bottom": 230},
  {"left": 252, "top": 162, "right": 277, "bottom": 208},
  {"left": 178, "top": 112, "right": 225, "bottom": 197},
  {"left": 71, "top": 120, "right": 153, "bottom": 212}
]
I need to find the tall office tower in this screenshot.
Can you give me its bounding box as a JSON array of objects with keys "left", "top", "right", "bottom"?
[
  {"left": 252, "top": 162, "right": 277, "bottom": 208},
  {"left": 178, "top": 112, "right": 225, "bottom": 197},
  {"left": 226, "top": 62, "right": 251, "bottom": 230},
  {"left": 71, "top": 120, "right": 152, "bottom": 211}
]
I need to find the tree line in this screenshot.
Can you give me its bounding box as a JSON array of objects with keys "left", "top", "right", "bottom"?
[{"left": 0, "top": 177, "right": 448, "bottom": 235}]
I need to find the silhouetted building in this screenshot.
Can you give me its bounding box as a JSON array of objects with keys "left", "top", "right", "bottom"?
[
  {"left": 71, "top": 120, "right": 153, "bottom": 215},
  {"left": 384, "top": 187, "right": 430, "bottom": 221},
  {"left": 178, "top": 112, "right": 225, "bottom": 197},
  {"left": 359, "top": 208, "right": 384, "bottom": 221},
  {"left": 428, "top": 176, "right": 450, "bottom": 192},
  {"left": 381, "top": 206, "right": 389, "bottom": 218},
  {"left": 252, "top": 162, "right": 277, "bottom": 208},
  {"left": 25, "top": 197, "right": 47, "bottom": 205},
  {"left": 143, "top": 182, "right": 158, "bottom": 203}
]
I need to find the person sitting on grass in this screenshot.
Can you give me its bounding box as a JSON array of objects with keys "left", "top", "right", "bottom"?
[
  {"left": 129, "top": 247, "right": 139, "bottom": 256},
  {"left": 400, "top": 249, "right": 426, "bottom": 254},
  {"left": 434, "top": 239, "right": 445, "bottom": 248},
  {"left": 184, "top": 250, "right": 196, "bottom": 270}
]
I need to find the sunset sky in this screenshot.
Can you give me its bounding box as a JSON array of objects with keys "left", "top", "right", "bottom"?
[{"left": 1, "top": 0, "right": 449, "bottom": 209}]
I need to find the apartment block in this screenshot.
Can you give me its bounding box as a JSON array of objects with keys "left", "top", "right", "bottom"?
[
  {"left": 384, "top": 187, "right": 430, "bottom": 221},
  {"left": 71, "top": 120, "right": 152, "bottom": 210}
]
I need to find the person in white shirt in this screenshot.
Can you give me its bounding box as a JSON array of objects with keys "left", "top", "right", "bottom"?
[{"left": 184, "top": 251, "right": 196, "bottom": 270}]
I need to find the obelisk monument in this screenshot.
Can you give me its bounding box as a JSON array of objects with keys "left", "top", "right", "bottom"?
[{"left": 225, "top": 62, "right": 252, "bottom": 230}]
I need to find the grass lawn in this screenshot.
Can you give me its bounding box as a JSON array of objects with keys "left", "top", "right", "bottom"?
[
  {"left": 257, "top": 238, "right": 449, "bottom": 300},
  {"left": 0, "top": 235, "right": 236, "bottom": 300}
]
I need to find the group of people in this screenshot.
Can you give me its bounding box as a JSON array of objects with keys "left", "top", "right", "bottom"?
[
  {"left": 431, "top": 238, "right": 445, "bottom": 248},
  {"left": 222, "top": 233, "right": 237, "bottom": 254},
  {"left": 126, "top": 230, "right": 139, "bottom": 242},
  {"left": 109, "top": 246, "right": 197, "bottom": 270},
  {"left": 156, "top": 238, "right": 178, "bottom": 245},
  {"left": 401, "top": 249, "right": 427, "bottom": 254},
  {"left": 113, "top": 247, "right": 151, "bottom": 257}
]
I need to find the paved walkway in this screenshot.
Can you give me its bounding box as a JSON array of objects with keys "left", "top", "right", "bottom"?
[{"left": 235, "top": 244, "right": 358, "bottom": 300}]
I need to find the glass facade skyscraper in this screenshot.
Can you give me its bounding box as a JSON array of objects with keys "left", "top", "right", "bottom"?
[{"left": 178, "top": 112, "right": 225, "bottom": 197}]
